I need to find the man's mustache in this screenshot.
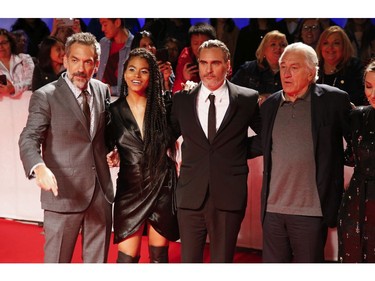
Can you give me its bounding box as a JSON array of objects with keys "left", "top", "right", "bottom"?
[{"left": 72, "top": 72, "right": 87, "bottom": 78}]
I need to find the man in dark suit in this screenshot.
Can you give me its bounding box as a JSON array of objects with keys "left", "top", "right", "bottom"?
[
  {"left": 259, "top": 42, "right": 352, "bottom": 262},
  {"left": 170, "top": 39, "right": 261, "bottom": 262},
  {"left": 19, "top": 32, "right": 114, "bottom": 263}
]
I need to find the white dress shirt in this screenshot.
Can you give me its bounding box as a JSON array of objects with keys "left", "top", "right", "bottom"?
[{"left": 197, "top": 81, "right": 230, "bottom": 139}]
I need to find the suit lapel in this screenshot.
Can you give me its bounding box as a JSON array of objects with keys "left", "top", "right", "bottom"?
[
  {"left": 89, "top": 82, "right": 103, "bottom": 137},
  {"left": 189, "top": 85, "right": 209, "bottom": 142},
  {"left": 311, "top": 84, "right": 325, "bottom": 153},
  {"left": 216, "top": 82, "right": 238, "bottom": 136},
  {"left": 56, "top": 77, "right": 92, "bottom": 137},
  {"left": 262, "top": 90, "right": 282, "bottom": 158}
]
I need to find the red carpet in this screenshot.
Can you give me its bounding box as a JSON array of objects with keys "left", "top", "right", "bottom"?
[
  {"left": 1, "top": 218, "right": 368, "bottom": 281},
  {"left": 0, "top": 218, "right": 261, "bottom": 263}
]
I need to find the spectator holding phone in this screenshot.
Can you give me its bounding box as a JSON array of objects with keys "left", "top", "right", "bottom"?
[
  {"left": 131, "top": 30, "right": 174, "bottom": 92},
  {"left": 50, "top": 18, "right": 86, "bottom": 44},
  {"left": 0, "top": 28, "right": 34, "bottom": 98},
  {"left": 172, "top": 22, "right": 217, "bottom": 93}
]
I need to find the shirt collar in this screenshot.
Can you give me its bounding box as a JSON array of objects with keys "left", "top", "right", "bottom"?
[
  {"left": 62, "top": 72, "right": 92, "bottom": 99},
  {"left": 201, "top": 81, "right": 227, "bottom": 102},
  {"left": 280, "top": 84, "right": 312, "bottom": 106}
]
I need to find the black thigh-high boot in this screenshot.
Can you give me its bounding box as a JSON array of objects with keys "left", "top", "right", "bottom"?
[
  {"left": 116, "top": 251, "right": 140, "bottom": 263},
  {"left": 149, "top": 245, "right": 169, "bottom": 263}
]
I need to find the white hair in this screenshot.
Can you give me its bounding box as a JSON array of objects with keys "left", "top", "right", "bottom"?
[{"left": 279, "top": 42, "right": 319, "bottom": 82}]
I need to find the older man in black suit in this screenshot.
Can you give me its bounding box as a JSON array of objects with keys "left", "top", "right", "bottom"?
[
  {"left": 170, "top": 39, "right": 261, "bottom": 263},
  {"left": 259, "top": 42, "right": 352, "bottom": 262},
  {"left": 19, "top": 33, "right": 114, "bottom": 263}
]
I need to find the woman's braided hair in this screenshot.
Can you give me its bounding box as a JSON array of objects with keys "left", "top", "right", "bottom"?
[{"left": 120, "top": 48, "right": 174, "bottom": 180}]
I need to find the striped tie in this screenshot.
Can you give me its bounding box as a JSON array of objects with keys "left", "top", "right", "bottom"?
[{"left": 81, "top": 90, "right": 91, "bottom": 129}]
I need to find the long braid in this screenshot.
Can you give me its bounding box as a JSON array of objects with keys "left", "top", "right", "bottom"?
[{"left": 144, "top": 53, "right": 166, "bottom": 175}]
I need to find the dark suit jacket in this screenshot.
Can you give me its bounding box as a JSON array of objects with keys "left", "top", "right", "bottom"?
[
  {"left": 170, "top": 80, "right": 261, "bottom": 211},
  {"left": 259, "top": 83, "right": 352, "bottom": 227},
  {"left": 19, "top": 76, "right": 114, "bottom": 212}
]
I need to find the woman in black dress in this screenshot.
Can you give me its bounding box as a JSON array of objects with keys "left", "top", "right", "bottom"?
[
  {"left": 338, "top": 59, "right": 375, "bottom": 262},
  {"left": 106, "top": 48, "right": 179, "bottom": 263}
]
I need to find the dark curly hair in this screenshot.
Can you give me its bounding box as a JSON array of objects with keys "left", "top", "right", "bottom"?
[{"left": 121, "top": 48, "right": 175, "bottom": 180}]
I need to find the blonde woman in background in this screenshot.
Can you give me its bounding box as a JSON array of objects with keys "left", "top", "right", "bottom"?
[{"left": 231, "top": 30, "right": 287, "bottom": 104}]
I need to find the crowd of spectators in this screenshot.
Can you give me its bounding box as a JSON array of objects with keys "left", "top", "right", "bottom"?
[{"left": 0, "top": 18, "right": 374, "bottom": 105}]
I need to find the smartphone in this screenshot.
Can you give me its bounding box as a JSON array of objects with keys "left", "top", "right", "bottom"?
[
  {"left": 57, "top": 18, "right": 74, "bottom": 27},
  {"left": 0, "top": 74, "right": 6, "bottom": 85},
  {"left": 187, "top": 61, "right": 198, "bottom": 68},
  {"left": 155, "top": 48, "right": 169, "bottom": 62}
]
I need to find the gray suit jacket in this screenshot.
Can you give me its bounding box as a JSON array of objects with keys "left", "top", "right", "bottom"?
[{"left": 19, "top": 76, "right": 114, "bottom": 212}]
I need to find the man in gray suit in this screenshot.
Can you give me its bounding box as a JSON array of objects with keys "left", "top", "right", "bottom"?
[{"left": 19, "top": 32, "right": 114, "bottom": 263}]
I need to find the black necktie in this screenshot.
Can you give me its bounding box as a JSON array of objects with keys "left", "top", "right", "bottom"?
[
  {"left": 81, "top": 90, "right": 91, "bottom": 128},
  {"left": 208, "top": 94, "right": 216, "bottom": 143}
]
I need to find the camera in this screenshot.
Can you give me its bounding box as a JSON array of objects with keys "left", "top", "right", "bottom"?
[
  {"left": 187, "top": 60, "right": 198, "bottom": 68},
  {"left": 0, "top": 74, "right": 7, "bottom": 85},
  {"left": 155, "top": 48, "right": 169, "bottom": 62}
]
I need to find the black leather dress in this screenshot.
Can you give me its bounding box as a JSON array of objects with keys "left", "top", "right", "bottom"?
[{"left": 107, "top": 96, "right": 179, "bottom": 244}]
